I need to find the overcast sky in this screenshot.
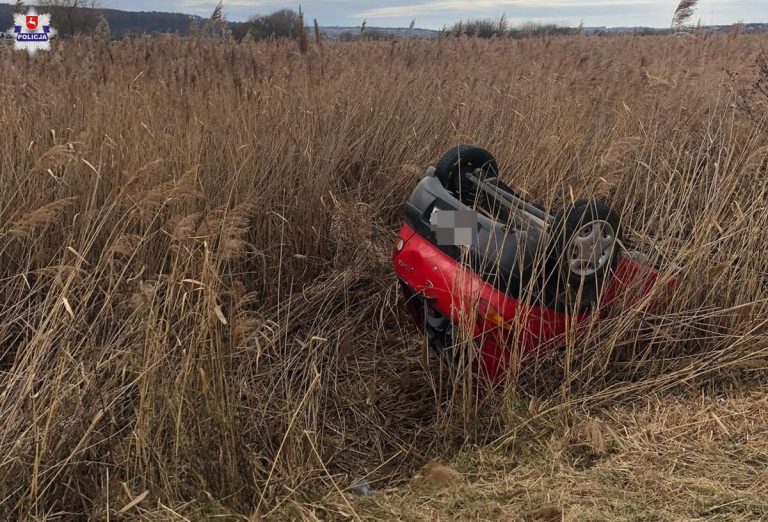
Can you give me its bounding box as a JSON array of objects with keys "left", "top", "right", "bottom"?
[{"left": 93, "top": 0, "right": 768, "bottom": 29}]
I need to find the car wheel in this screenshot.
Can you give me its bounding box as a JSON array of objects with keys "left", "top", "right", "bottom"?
[
  {"left": 549, "top": 199, "right": 622, "bottom": 309},
  {"left": 435, "top": 144, "right": 498, "bottom": 205}
]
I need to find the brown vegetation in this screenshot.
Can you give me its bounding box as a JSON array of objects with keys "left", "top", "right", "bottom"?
[{"left": 0, "top": 33, "right": 767, "bottom": 520}]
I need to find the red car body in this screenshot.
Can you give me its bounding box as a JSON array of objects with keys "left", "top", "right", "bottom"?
[{"left": 393, "top": 221, "right": 676, "bottom": 383}]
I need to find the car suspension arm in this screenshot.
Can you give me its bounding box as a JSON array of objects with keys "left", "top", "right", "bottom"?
[{"left": 467, "top": 170, "right": 553, "bottom": 232}]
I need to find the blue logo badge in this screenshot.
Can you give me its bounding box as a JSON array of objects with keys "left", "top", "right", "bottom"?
[{"left": 11, "top": 10, "right": 55, "bottom": 55}]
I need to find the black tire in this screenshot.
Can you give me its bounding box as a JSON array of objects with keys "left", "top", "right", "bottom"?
[
  {"left": 435, "top": 145, "right": 498, "bottom": 205},
  {"left": 548, "top": 199, "right": 622, "bottom": 310}
]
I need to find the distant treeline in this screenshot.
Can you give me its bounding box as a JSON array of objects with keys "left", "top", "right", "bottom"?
[
  {"left": 445, "top": 16, "right": 768, "bottom": 38},
  {"left": 229, "top": 9, "right": 301, "bottom": 40},
  {"left": 0, "top": 4, "right": 199, "bottom": 37},
  {"left": 0, "top": 4, "right": 310, "bottom": 40},
  {"left": 447, "top": 18, "right": 580, "bottom": 38}
]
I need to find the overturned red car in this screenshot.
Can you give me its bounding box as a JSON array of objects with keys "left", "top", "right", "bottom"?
[{"left": 393, "top": 145, "right": 677, "bottom": 383}]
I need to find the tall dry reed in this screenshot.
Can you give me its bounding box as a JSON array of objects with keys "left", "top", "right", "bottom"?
[{"left": 0, "top": 33, "right": 765, "bottom": 519}]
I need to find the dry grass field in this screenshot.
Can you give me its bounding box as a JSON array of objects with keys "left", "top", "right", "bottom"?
[{"left": 0, "top": 33, "right": 767, "bottom": 520}]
